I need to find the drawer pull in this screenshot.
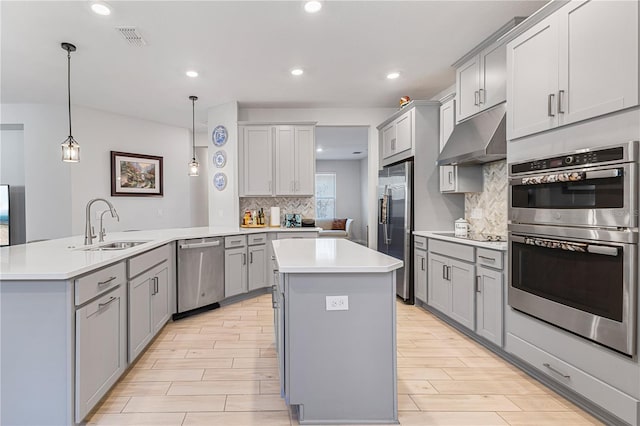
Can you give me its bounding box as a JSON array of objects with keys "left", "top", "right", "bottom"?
[
  {"left": 97, "top": 276, "right": 117, "bottom": 286},
  {"left": 543, "top": 363, "right": 570, "bottom": 379},
  {"left": 478, "top": 255, "right": 496, "bottom": 263},
  {"left": 98, "top": 296, "right": 117, "bottom": 309},
  {"left": 253, "top": 238, "right": 264, "bottom": 242}
]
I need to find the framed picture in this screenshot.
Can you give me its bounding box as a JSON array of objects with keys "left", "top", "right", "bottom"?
[
  {"left": 111, "top": 151, "right": 163, "bottom": 197},
  {"left": 284, "top": 213, "right": 302, "bottom": 228}
]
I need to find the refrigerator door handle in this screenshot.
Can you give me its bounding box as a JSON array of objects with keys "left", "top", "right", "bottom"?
[{"left": 385, "top": 186, "right": 392, "bottom": 244}]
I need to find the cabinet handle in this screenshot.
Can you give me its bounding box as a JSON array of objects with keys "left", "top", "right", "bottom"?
[
  {"left": 98, "top": 276, "right": 117, "bottom": 286},
  {"left": 155, "top": 277, "right": 159, "bottom": 294},
  {"left": 558, "top": 90, "right": 565, "bottom": 114},
  {"left": 543, "top": 363, "right": 571, "bottom": 379},
  {"left": 421, "top": 257, "right": 425, "bottom": 271},
  {"left": 98, "top": 296, "right": 117, "bottom": 309},
  {"left": 479, "top": 88, "right": 485, "bottom": 105},
  {"left": 474, "top": 91, "right": 479, "bottom": 106},
  {"left": 478, "top": 255, "right": 496, "bottom": 263},
  {"left": 448, "top": 171, "right": 453, "bottom": 184},
  {"left": 442, "top": 264, "right": 447, "bottom": 280},
  {"left": 476, "top": 275, "right": 482, "bottom": 293},
  {"left": 271, "top": 285, "right": 277, "bottom": 309},
  {"left": 391, "top": 138, "right": 396, "bottom": 150},
  {"left": 242, "top": 253, "right": 247, "bottom": 265},
  {"left": 548, "top": 93, "right": 556, "bottom": 117},
  {"left": 250, "top": 252, "right": 253, "bottom": 264},
  {"left": 447, "top": 266, "right": 451, "bottom": 281}
]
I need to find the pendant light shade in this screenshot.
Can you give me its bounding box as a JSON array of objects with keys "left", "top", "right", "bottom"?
[
  {"left": 188, "top": 95, "right": 199, "bottom": 176},
  {"left": 61, "top": 42, "right": 80, "bottom": 163}
]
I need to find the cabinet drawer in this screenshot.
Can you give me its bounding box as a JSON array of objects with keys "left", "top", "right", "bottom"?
[
  {"left": 248, "top": 233, "right": 267, "bottom": 246},
  {"left": 414, "top": 236, "right": 427, "bottom": 250},
  {"left": 507, "top": 333, "right": 639, "bottom": 426},
  {"left": 75, "top": 262, "right": 126, "bottom": 306},
  {"left": 129, "top": 244, "right": 172, "bottom": 279},
  {"left": 276, "top": 232, "right": 317, "bottom": 239},
  {"left": 428, "top": 239, "right": 474, "bottom": 262},
  {"left": 476, "top": 248, "right": 503, "bottom": 270},
  {"left": 225, "top": 235, "right": 247, "bottom": 248}
]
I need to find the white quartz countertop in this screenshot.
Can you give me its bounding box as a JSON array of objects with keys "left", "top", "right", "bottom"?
[
  {"left": 272, "top": 238, "right": 403, "bottom": 273},
  {"left": 414, "top": 231, "right": 508, "bottom": 251},
  {"left": 0, "top": 226, "right": 320, "bottom": 281}
]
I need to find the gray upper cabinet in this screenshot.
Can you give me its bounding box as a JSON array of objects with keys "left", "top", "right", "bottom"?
[
  {"left": 381, "top": 122, "right": 395, "bottom": 160},
  {"left": 293, "top": 126, "right": 315, "bottom": 195},
  {"left": 380, "top": 108, "right": 414, "bottom": 164},
  {"left": 239, "top": 126, "right": 274, "bottom": 196},
  {"left": 456, "top": 42, "right": 507, "bottom": 124},
  {"left": 275, "top": 126, "right": 296, "bottom": 195},
  {"left": 476, "top": 265, "right": 503, "bottom": 346},
  {"left": 507, "top": 0, "right": 638, "bottom": 140}
]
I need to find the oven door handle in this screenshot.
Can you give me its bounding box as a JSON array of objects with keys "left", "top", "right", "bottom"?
[
  {"left": 512, "top": 168, "right": 621, "bottom": 186},
  {"left": 512, "top": 235, "right": 619, "bottom": 256}
]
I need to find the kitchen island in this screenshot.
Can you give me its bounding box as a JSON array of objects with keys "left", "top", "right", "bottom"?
[{"left": 271, "top": 238, "right": 403, "bottom": 424}]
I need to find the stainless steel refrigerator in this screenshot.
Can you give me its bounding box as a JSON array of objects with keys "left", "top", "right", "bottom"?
[{"left": 377, "top": 160, "right": 412, "bottom": 301}]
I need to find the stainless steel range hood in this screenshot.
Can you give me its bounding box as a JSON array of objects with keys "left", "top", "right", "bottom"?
[{"left": 437, "top": 103, "right": 506, "bottom": 166}]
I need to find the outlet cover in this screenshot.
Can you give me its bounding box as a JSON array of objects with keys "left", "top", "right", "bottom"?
[{"left": 326, "top": 295, "right": 349, "bottom": 311}]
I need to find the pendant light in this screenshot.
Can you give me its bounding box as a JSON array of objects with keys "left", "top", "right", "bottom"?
[
  {"left": 188, "top": 95, "right": 199, "bottom": 176},
  {"left": 60, "top": 42, "right": 80, "bottom": 163}
]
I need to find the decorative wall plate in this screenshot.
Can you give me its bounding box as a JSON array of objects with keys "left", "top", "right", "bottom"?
[
  {"left": 213, "top": 150, "right": 227, "bottom": 168},
  {"left": 213, "top": 172, "right": 227, "bottom": 191},
  {"left": 212, "top": 125, "right": 228, "bottom": 146}
]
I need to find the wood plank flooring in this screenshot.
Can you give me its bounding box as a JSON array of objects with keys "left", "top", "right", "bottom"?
[{"left": 87, "top": 295, "right": 603, "bottom": 425}]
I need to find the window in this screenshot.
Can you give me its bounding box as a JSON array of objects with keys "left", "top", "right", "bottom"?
[{"left": 315, "top": 173, "right": 336, "bottom": 219}]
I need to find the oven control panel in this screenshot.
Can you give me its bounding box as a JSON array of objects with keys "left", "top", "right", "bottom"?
[{"left": 511, "top": 147, "right": 625, "bottom": 174}]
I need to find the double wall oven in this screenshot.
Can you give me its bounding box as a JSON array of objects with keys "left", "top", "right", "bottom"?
[{"left": 508, "top": 141, "right": 639, "bottom": 356}]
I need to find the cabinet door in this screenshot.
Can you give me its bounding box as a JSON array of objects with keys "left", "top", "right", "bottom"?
[
  {"left": 507, "top": 15, "right": 559, "bottom": 139},
  {"left": 449, "top": 258, "right": 475, "bottom": 331},
  {"left": 456, "top": 56, "right": 481, "bottom": 122},
  {"left": 394, "top": 110, "right": 413, "bottom": 154},
  {"left": 151, "top": 264, "right": 170, "bottom": 334},
  {"left": 381, "top": 122, "right": 395, "bottom": 159},
  {"left": 76, "top": 286, "right": 126, "bottom": 422},
  {"left": 248, "top": 244, "right": 267, "bottom": 291},
  {"left": 414, "top": 249, "right": 427, "bottom": 303},
  {"left": 558, "top": 0, "right": 638, "bottom": 126},
  {"left": 294, "top": 126, "right": 315, "bottom": 195},
  {"left": 275, "top": 126, "right": 296, "bottom": 195},
  {"left": 128, "top": 274, "right": 153, "bottom": 361},
  {"left": 439, "top": 98, "right": 455, "bottom": 152},
  {"left": 427, "top": 253, "right": 449, "bottom": 314},
  {"left": 242, "top": 126, "right": 273, "bottom": 196},
  {"left": 225, "top": 247, "right": 248, "bottom": 297},
  {"left": 480, "top": 42, "right": 507, "bottom": 111},
  {"left": 440, "top": 166, "right": 457, "bottom": 192},
  {"left": 476, "top": 266, "right": 503, "bottom": 347}
]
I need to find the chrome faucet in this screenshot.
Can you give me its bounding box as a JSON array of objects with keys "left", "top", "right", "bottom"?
[{"left": 84, "top": 198, "right": 119, "bottom": 245}]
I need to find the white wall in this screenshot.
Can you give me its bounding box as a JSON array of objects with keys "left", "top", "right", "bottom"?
[
  {"left": 1, "top": 104, "right": 193, "bottom": 241},
  {"left": 239, "top": 107, "right": 396, "bottom": 248},
  {"left": 316, "top": 160, "right": 363, "bottom": 243},
  {"left": 207, "top": 101, "right": 239, "bottom": 227}
]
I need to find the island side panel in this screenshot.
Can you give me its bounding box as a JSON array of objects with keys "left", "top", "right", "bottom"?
[
  {"left": 286, "top": 272, "right": 397, "bottom": 424},
  {"left": 1, "top": 280, "right": 74, "bottom": 426}
]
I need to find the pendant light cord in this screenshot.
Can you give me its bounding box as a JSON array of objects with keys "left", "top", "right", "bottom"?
[
  {"left": 191, "top": 97, "right": 196, "bottom": 160},
  {"left": 67, "top": 50, "right": 72, "bottom": 138}
]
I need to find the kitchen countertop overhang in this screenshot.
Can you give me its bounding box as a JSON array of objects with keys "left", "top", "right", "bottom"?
[{"left": 0, "top": 226, "right": 321, "bottom": 281}]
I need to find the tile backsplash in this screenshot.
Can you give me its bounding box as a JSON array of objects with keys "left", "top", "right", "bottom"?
[
  {"left": 239, "top": 197, "right": 315, "bottom": 225},
  {"left": 465, "top": 160, "right": 507, "bottom": 238}
]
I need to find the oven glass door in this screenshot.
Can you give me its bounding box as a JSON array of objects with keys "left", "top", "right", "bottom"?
[{"left": 511, "top": 235, "right": 623, "bottom": 321}]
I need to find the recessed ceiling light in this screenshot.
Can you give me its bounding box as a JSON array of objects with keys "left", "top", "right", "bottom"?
[
  {"left": 91, "top": 1, "right": 111, "bottom": 15},
  {"left": 386, "top": 72, "right": 400, "bottom": 80},
  {"left": 291, "top": 68, "right": 304, "bottom": 76},
  {"left": 304, "top": 1, "right": 322, "bottom": 13},
  {"left": 186, "top": 70, "right": 199, "bottom": 78},
  {"left": 316, "top": 147, "right": 323, "bottom": 152}
]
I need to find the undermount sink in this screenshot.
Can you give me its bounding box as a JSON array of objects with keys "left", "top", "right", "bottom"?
[{"left": 80, "top": 241, "right": 149, "bottom": 251}]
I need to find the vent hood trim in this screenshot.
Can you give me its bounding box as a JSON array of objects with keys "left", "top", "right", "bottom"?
[{"left": 437, "top": 103, "right": 507, "bottom": 166}]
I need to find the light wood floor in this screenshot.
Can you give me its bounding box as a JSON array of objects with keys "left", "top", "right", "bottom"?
[{"left": 87, "top": 294, "right": 603, "bottom": 426}]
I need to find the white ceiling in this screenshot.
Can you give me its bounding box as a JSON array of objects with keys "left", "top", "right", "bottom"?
[
  {"left": 316, "top": 126, "right": 369, "bottom": 160},
  {"left": 1, "top": 1, "right": 547, "bottom": 130}
]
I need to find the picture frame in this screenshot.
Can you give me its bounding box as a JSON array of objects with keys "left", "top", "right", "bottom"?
[
  {"left": 284, "top": 213, "right": 302, "bottom": 228},
  {"left": 110, "top": 151, "right": 163, "bottom": 197}
]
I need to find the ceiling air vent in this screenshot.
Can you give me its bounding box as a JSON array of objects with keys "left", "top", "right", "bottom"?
[{"left": 116, "top": 27, "right": 147, "bottom": 46}]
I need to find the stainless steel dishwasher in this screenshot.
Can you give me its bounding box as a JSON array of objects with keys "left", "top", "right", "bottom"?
[{"left": 175, "top": 237, "right": 224, "bottom": 319}]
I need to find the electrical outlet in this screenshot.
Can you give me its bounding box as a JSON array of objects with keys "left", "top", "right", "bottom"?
[{"left": 326, "top": 295, "right": 349, "bottom": 311}]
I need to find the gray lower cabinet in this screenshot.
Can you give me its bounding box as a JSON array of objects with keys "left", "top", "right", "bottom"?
[
  {"left": 427, "top": 252, "right": 475, "bottom": 331},
  {"left": 75, "top": 278, "right": 127, "bottom": 422},
  {"left": 225, "top": 246, "right": 248, "bottom": 297},
  {"left": 475, "top": 265, "right": 503, "bottom": 346},
  {"left": 248, "top": 244, "right": 267, "bottom": 291},
  {"left": 151, "top": 263, "right": 170, "bottom": 333},
  {"left": 414, "top": 248, "right": 427, "bottom": 303}
]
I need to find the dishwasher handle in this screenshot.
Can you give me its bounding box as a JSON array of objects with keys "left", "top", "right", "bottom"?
[{"left": 179, "top": 240, "right": 221, "bottom": 250}]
